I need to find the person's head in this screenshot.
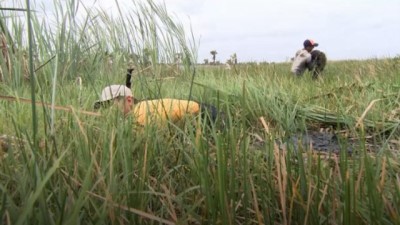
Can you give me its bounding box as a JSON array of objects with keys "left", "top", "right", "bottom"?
[
  {"left": 303, "top": 39, "right": 319, "bottom": 52},
  {"left": 94, "top": 85, "right": 133, "bottom": 115}
]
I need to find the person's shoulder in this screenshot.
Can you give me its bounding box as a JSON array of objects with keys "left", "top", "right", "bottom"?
[
  {"left": 296, "top": 49, "right": 308, "bottom": 55},
  {"left": 136, "top": 99, "right": 162, "bottom": 104},
  {"left": 295, "top": 49, "right": 310, "bottom": 57},
  {"left": 134, "top": 98, "right": 177, "bottom": 109}
]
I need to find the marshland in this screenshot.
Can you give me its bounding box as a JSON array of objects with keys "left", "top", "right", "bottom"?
[{"left": 0, "top": 1, "right": 400, "bottom": 224}]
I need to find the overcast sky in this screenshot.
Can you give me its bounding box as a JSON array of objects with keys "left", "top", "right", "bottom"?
[
  {"left": 159, "top": 0, "right": 400, "bottom": 63},
  {"left": 3, "top": 0, "right": 400, "bottom": 63}
]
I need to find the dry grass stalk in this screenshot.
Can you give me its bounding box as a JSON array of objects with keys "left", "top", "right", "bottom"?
[
  {"left": 274, "top": 142, "right": 287, "bottom": 225},
  {"left": 22, "top": 51, "right": 29, "bottom": 80},
  {"left": 90, "top": 191, "right": 176, "bottom": 225},
  {"left": 355, "top": 99, "right": 381, "bottom": 129},
  {"left": 304, "top": 177, "right": 317, "bottom": 225},
  {"left": 0, "top": 33, "right": 11, "bottom": 81},
  {"left": 259, "top": 116, "right": 270, "bottom": 135},
  {"left": 288, "top": 177, "right": 300, "bottom": 225},
  {"left": 249, "top": 175, "right": 264, "bottom": 224},
  {"left": 355, "top": 159, "right": 365, "bottom": 195},
  {"left": 0, "top": 95, "right": 101, "bottom": 117},
  {"left": 318, "top": 168, "right": 333, "bottom": 212},
  {"left": 69, "top": 107, "right": 90, "bottom": 144},
  {"left": 159, "top": 184, "right": 178, "bottom": 223}
]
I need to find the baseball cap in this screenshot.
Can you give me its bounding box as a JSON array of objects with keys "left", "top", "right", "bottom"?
[
  {"left": 303, "top": 39, "right": 319, "bottom": 48},
  {"left": 95, "top": 85, "right": 133, "bottom": 104}
]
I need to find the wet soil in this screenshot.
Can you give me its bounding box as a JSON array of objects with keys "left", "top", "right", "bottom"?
[{"left": 251, "top": 130, "right": 395, "bottom": 155}]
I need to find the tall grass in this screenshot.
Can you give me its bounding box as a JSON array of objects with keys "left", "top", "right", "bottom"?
[{"left": 1, "top": 0, "right": 400, "bottom": 224}]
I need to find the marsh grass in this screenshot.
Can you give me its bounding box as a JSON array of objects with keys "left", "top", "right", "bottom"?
[{"left": 1, "top": 0, "right": 400, "bottom": 224}]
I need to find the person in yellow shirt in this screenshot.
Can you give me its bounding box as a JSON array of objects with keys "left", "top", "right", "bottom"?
[
  {"left": 93, "top": 84, "right": 134, "bottom": 116},
  {"left": 94, "top": 84, "right": 221, "bottom": 128},
  {"left": 132, "top": 98, "right": 201, "bottom": 126}
]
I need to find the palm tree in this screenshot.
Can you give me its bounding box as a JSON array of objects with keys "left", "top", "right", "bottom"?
[{"left": 210, "top": 50, "right": 217, "bottom": 64}]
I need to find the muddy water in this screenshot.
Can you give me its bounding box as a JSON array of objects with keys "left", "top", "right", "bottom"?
[
  {"left": 252, "top": 130, "right": 387, "bottom": 154},
  {"left": 276, "top": 131, "right": 356, "bottom": 154}
]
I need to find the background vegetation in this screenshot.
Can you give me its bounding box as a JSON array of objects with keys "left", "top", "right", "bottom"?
[{"left": 1, "top": 0, "right": 399, "bottom": 224}]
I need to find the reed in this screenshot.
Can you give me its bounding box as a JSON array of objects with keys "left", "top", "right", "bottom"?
[{"left": 1, "top": 1, "right": 399, "bottom": 224}]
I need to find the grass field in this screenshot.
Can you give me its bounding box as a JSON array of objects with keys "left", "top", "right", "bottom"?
[{"left": 1, "top": 1, "right": 400, "bottom": 224}]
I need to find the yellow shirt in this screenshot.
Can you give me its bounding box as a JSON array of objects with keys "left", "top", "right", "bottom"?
[{"left": 132, "top": 98, "right": 201, "bottom": 126}]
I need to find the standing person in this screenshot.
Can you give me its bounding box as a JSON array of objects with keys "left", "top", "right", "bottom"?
[{"left": 291, "top": 39, "right": 319, "bottom": 76}]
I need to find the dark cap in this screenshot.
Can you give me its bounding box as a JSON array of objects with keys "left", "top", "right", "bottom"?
[{"left": 303, "top": 39, "right": 319, "bottom": 48}]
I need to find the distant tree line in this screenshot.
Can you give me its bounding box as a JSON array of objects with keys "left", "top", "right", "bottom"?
[{"left": 203, "top": 50, "right": 238, "bottom": 65}]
